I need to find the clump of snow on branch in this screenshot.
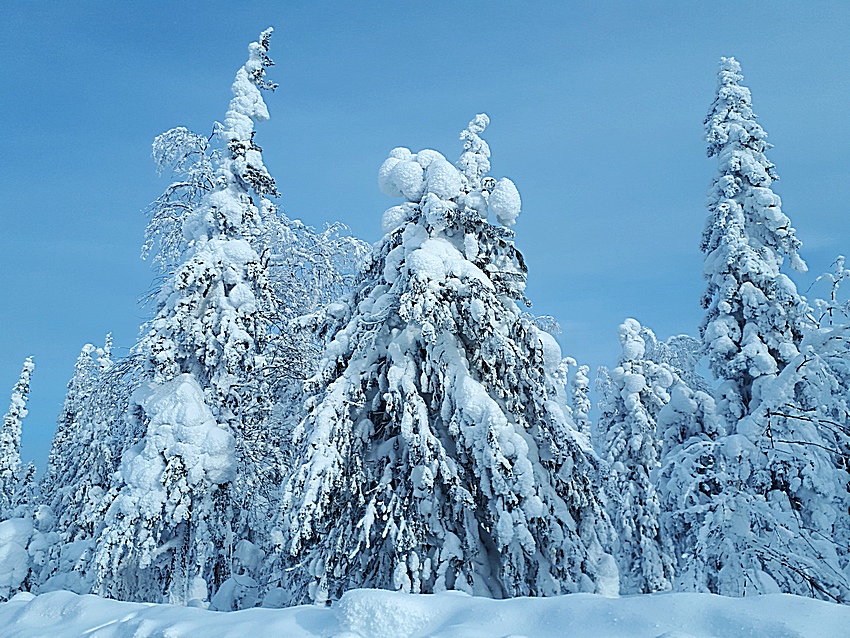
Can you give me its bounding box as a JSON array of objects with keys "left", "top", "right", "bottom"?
[{"left": 378, "top": 113, "right": 521, "bottom": 229}]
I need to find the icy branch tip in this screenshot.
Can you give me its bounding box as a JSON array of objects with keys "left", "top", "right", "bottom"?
[
  {"left": 260, "top": 28, "right": 274, "bottom": 51},
  {"left": 467, "top": 113, "right": 490, "bottom": 135}
]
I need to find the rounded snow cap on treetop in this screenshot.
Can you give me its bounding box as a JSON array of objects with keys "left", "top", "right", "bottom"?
[
  {"left": 717, "top": 56, "right": 743, "bottom": 86},
  {"left": 617, "top": 318, "right": 646, "bottom": 361},
  {"left": 378, "top": 147, "right": 462, "bottom": 202},
  {"left": 378, "top": 113, "right": 521, "bottom": 231}
]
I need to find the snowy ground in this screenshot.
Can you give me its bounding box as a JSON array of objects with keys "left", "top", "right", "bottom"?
[{"left": 1, "top": 589, "right": 847, "bottom": 638}]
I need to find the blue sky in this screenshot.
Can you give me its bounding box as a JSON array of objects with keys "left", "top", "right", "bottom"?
[{"left": 2, "top": 1, "right": 849, "bottom": 469}]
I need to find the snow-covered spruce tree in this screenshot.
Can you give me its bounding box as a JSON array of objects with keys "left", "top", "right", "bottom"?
[
  {"left": 701, "top": 56, "right": 809, "bottom": 425},
  {"left": 0, "top": 359, "right": 36, "bottom": 603},
  {"left": 37, "top": 339, "right": 143, "bottom": 595},
  {"left": 705, "top": 58, "right": 847, "bottom": 600},
  {"left": 280, "top": 114, "right": 615, "bottom": 605},
  {"left": 142, "top": 32, "right": 366, "bottom": 539},
  {"left": 663, "top": 57, "right": 850, "bottom": 601},
  {"left": 563, "top": 358, "right": 591, "bottom": 436},
  {"left": 741, "top": 266, "right": 850, "bottom": 595},
  {"left": 94, "top": 29, "right": 283, "bottom": 606},
  {"left": 0, "top": 358, "right": 35, "bottom": 520},
  {"left": 40, "top": 344, "right": 99, "bottom": 502},
  {"left": 655, "top": 375, "right": 728, "bottom": 593},
  {"left": 595, "top": 319, "right": 674, "bottom": 594}
]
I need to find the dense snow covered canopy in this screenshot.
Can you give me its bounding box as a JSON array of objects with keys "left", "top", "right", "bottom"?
[
  {"left": 281, "top": 114, "right": 614, "bottom": 604},
  {"left": 596, "top": 319, "right": 674, "bottom": 595},
  {"left": 0, "top": 17, "right": 848, "bottom": 633},
  {"left": 701, "top": 57, "right": 810, "bottom": 423}
]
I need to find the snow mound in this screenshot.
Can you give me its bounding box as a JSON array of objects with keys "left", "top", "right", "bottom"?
[
  {"left": 337, "top": 589, "right": 436, "bottom": 638},
  {"left": 1, "top": 589, "right": 847, "bottom": 638},
  {"left": 0, "top": 519, "right": 32, "bottom": 600}
]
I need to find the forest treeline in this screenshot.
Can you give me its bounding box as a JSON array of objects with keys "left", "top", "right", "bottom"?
[{"left": 1, "top": 30, "right": 848, "bottom": 609}]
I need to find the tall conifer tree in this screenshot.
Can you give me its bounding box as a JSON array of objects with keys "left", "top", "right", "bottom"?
[
  {"left": 0, "top": 358, "right": 35, "bottom": 520},
  {"left": 597, "top": 319, "right": 674, "bottom": 594},
  {"left": 663, "top": 57, "right": 850, "bottom": 601},
  {"left": 700, "top": 57, "right": 809, "bottom": 426},
  {"left": 94, "top": 28, "right": 281, "bottom": 605},
  {"left": 280, "top": 115, "right": 615, "bottom": 604}
]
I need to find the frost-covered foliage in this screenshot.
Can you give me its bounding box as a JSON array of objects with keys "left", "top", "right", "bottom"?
[
  {"left": 143, "top": 128, "right": 216, "bottom": 272},
  {"left": 39, "top": 342, "right": 143, "bottom": 595},
  {"left": 262, "top": 215, "right": 369, "bottom": 387},
  {"left": 810, "top": 256, "right": 850, "bottom": 329},
  {"left": 564, "top": 358, "right": 591, "bottom": 435},
  {"left": 266, "top": 218, "right": 369, "bottom": 327},
  {"left": 742, "top": 329, "right": 850, "bottom": 600},
  {"left": 95, "top": 28, "right": 286, "bottom": 605},
  {"left": 0, "top": 359, "right": 35, "bottom": 521},
  {"left": 663, "top": 57, "right": 850, "bottom": 603},
  {"left": 659, "top": 364, "right": 850, "bottom": 601},
  {"left": 279, "top": 114, "right": 615, "bottom": 605},
  {"left": 95, "top": 375, "right": 236, "bottom": 604},
  {"left": 596, "top": 320, "right": 674, "bottom": 594},
  {"left": 643, "top": 332, "right": 713, "bottom": 396},
  {"left": 701, "top": 57, "right": 810, "bottom": 426}
]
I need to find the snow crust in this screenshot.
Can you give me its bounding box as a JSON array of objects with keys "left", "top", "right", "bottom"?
[{"left": 1, "top": 589, "right": 848, "bottom": 638}]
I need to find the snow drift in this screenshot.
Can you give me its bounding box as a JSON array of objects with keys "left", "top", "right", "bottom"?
[{"left": 1, "top": 589, "right": 848, "bottom": 638}]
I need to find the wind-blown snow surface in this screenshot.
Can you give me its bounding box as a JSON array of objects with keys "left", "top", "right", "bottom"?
[{"left": 1, "top": 589, "right": 847, "bottom": 637}]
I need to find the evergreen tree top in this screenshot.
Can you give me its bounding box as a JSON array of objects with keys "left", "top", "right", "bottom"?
[
  {"left": 705, "top": 57, "right": 771, "bottom": 161},
  {"left": 378, "top": 114, "right": 522, "bottom": 233},
  {"left": 1, "top": 358, "right": 34, "bottom": 478},
  {"left": 702, "top": 56, "right": 806, "bottom": 274}
]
